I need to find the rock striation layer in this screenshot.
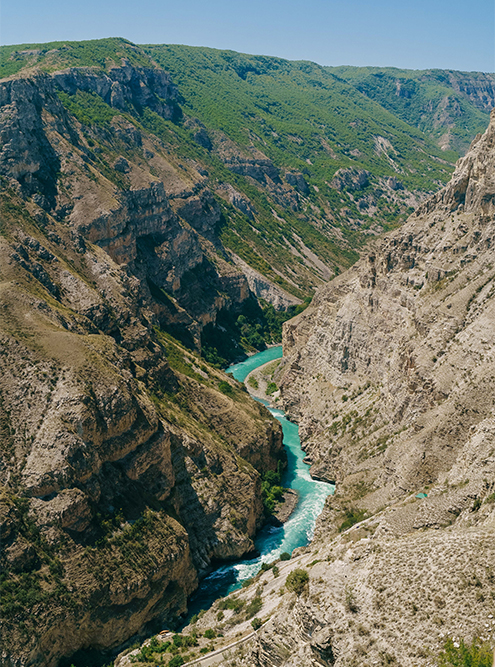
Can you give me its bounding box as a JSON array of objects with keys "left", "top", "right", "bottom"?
[
  {"left": 0, "top": 65, "right": 286, "bottom": 667},
  {"left": 280, "top": 109, "right": 495, "bottom": 508},
  {"left": 201, "top": 110, "right": 495, "bottom": 667}
]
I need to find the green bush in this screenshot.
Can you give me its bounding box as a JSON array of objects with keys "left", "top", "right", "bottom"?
[
  {"left": 261, "top": 463, "right": 286, "bottom": 515},
  {"left": 168, "top": 656, "right": 184, "bottom": 667},
  {"left": 266, "top": 382, "right": 278, "bottom": 395},
  {"left": 272, "top": 565, "right": 280, "bottom": 578},
  {"left": 245, "top": 595, "right": 263, "bottom": 619},
  {"left": 280, "top": 552, "right": 291, "bottom": 561},
  {"left": 437, "top": 637, "right": 492, "bottom": 667},
  {"left": 251, "top": 617, "right": 263, "bottom": 630},
  {"left": 338, "top": 507, "right": 367, "bottom": 533},
  {"left": 472, "top": 497, "right": 482, "bottom": 512},
  {"left": 204, "top": 629, "right": 216, "bottom": 639},
  {"left": 218, "top": 380, "right": 234, "bottom": 396},
  {"left": 248, "top": 376, "right": 259, "bottom": 389},
  {"left": 285, "top": 568, "right": 309, "bottom": 595},
  {"left": 259, "top": 562, "right": 272, "bottom": 573},
  {"left": 345, "top": 585, "right": 359, "bottom": 613},
  {"left": 217, "top": 596, "right": 245, "bottom": 613}
]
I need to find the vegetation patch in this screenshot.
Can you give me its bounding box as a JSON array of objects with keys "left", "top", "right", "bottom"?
[
  {"left": 339, "top": 507, "right": 367, "bottom": 533},
  {"left": 437, "top": 637, "right": 492, "bottom": 667},
  {"left": 200, "top": 298, "right": 311, "bottom": 367},
  {"left": 285, "top": 568, "right": 309, "bottom": 595},
  {"left": 261, "top": 464, "right": 286, "bottom": 515}
]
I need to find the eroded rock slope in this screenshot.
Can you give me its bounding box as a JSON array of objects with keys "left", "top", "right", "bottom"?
[
  {"left": 204, "top": 111, "right": 495, "bottom": 667},
  {"left": 0, "top": 108, "right": 283, "bottom": 667}
]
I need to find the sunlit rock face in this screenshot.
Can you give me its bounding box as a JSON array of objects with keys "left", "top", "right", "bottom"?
[{"left": 0, "top": 63, "right": 285, "bottom": 667}]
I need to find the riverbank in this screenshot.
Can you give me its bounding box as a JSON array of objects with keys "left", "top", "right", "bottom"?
[
  {"left": 243, "top": 357, "right": 282, "bottom": 406},
  {"left": 271, "top": 489, "right": 299, "bottom": 524}
]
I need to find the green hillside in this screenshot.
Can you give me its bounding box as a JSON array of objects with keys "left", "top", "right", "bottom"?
[
  {"left": 145, "top": 44, "right": 457, "bottom": 193},
  {"left": 330, "top": 66, "right": 494, "bottom": 153},
  {"left": 2, "top": 39, "right": 489, "bottom": 343},
  {"left": 0, "top": 37, "right": 150, "bottom": 78}
]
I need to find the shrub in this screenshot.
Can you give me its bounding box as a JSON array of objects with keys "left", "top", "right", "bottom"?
[
  {"left": 217, "top": 596, "right": 245, "bottom": 613},
  {"left": 472, "top": 497, "right": 482, "bottom": 512},
  {"left": 280, "top": 552, "right": 291, "bottom": 561},
  {"left": 242, "top": 577, "right": 254, "bottom": 588},
  {"left": 218, "top": 381, "right": 233, "bottom": 396},
  {"left": 339, "top": 507, "right": 367, "bottom": 533},
  {"left": 182, "top": 635, "right": 197, "bottom": 648},
  {"left": 248, "top": 376, "right": 259, "bottom": 389},
  {"left": 245, "top": 595, "right": 263, "bottom": 619},
  {"left": 266, "top": 382, "right": 278, "bottom": 395},
  {"left": 168, "top": 657, "right": 184, "bottom": 667},
  {"left": 345, "top": 585, "right": 359, "bottom": 613},
  {"left": 272, "top": 565, "right": 279, "bottom": 578},
  {"left": 203, "top": 629, "right": 216, "bottom": 640},
  {"left": 261, "top": 465, "right": 286, "bottom": 515},
  {"left": 251, "top": 617, "right": 263, "bottom": 630},
  {"left": 285, "top": 569, "right": 309, "bottom": 595},
  {"left": 437, "top": 637, "right": 492, "bottom": 667}
]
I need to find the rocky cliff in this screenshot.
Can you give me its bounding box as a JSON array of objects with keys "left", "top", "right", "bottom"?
[
  {"left": 0, "top": 65, "right": 258, "bottom": 350},
  {"left": 0, "top": 117, "right": 284, "bottom": 667},
  {"left": 4, "top": 37, "right": 469, "bottom": 332},
  {"left": 193, "top": 111, "right": 495, "bottom": 667},
  {"left": 279, "top": 109, "right": 495, "bottom": 508}
]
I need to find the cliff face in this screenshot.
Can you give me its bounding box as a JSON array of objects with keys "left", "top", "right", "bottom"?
[
  {"left": 280, "top": 110, "right": 495, "bottom": 505},
  {"left": 197, "top": 109, "right": 495, "bottom": 667},
  {"left": 0, "top": 66, "right": 257, "bottom": 352},
  {"left": 332, "top": 66, "right": 495, "bottom": 154},
  {"left": 0, "top": 133, "right": 283, "bottom": 667},
  {"left": 445, "top": 70, "right": 495, "bottom": 113}
]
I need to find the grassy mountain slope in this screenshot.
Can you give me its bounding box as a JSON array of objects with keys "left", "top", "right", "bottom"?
[
  {"left": 331, "top": 66, "right": 495, "bottom": 154},
  {"left": 145, "top": 44, "right": 457, "bottom": 213},
  {"left": 0, "top": 39, "right": 487, "bottom": 364},
  {"left": 1, "top": 40, "right": 461, "bottom": 268},
  {"left": 0, "top": 37, "right": 469, "bottom": 365},
  {"left": 0, "top": 37, "right": 151, "bottom": 77},
  {"left": 146, "top": 44, "right": 456, "bottom": 188}
]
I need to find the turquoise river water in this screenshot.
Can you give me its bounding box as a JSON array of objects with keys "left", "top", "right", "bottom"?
[{"left": 187, "top": 346, "right": 334, "bottom": 614}]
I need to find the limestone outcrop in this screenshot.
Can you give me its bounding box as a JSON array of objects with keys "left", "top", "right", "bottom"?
[
  {"left": 280, "top": 109, "right": 495, "bottom": 509},
  {"left": 0, "top": 64, "right": 285, "bottom": 667},
  {"left": 196, "top": 109, "right": 495, "bottom": 667}
]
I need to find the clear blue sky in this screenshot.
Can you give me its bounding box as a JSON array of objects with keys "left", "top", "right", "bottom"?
[{"left": 1, "top": 0, "right": 494, "bottom": 72}]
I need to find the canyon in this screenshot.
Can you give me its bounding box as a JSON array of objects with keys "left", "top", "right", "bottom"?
[
  {"left": 195, "top": 108, "right": 495, "bottom": 667},
  {"left": 0, "top": 37, "right": 494, "bottom": 667}
]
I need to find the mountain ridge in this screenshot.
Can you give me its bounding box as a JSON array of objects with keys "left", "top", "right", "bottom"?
[{"left": 0, "top": 37, "right": 494, "bottom": 666}]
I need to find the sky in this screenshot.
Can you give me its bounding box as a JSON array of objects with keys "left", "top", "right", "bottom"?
[{"left": 1, "top": 0, "right": 494, "bottom": 72}]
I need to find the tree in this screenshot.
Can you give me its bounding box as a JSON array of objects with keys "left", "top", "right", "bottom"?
[
  {"left": 251, "top": 617, "right": 263, "bottom": 630},
  {"left": 285, "top": 568, "right": 309, "bottom": 595}
]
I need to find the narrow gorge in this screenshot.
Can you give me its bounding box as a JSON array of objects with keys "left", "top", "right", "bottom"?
[{"left": 0, "top": 37, "right": 494, "bottom": 667}]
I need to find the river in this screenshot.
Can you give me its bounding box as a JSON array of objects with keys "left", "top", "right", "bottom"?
[{"left": 187, "top": 346, "right": 334, "bottom": 616}]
